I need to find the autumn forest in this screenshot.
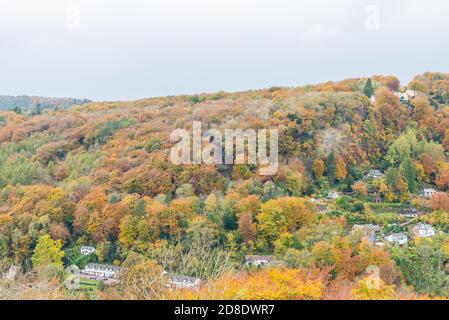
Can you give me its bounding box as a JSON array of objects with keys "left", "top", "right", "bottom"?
[{"left": 0, "top": 72, "right": 449, "bottom": 300}]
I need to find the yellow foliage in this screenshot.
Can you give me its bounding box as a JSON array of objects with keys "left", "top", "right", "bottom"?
[
  {"left": 257, "top": 197, "right": 314, "bottom": 245},
  {"left": 185, "top": 268, "right": 325, "bottom": 300},
  {"left": 351, "top": 277, "right": 395, "bottom": 300}
]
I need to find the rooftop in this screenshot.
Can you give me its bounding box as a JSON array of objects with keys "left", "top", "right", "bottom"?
[
  {"left": 245, "top": 255, "right": 272, "bottom": 262},
  {"left": 85, "top": 263, "right": 124, "bottom": 271},
  {"left": 388, "top": 233, "right": 407, "bottom": 239},
  {"left": 413, "top": 223, "right": 435, "bottom": 231},
  {"left": 168, "top": 274, "right": 200, "bottom": 284},
  {"left": 352, "top": 224, "right": 381, "bottom": 231}
]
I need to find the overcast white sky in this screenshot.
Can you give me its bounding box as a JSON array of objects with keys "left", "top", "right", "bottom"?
[{"left": 0, "top": 0, "right": 448, "bottom": 101}]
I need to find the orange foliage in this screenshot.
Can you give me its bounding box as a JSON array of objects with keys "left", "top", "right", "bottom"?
[{"left": 185, "top": 268, "right": 327, "bottom": 300}]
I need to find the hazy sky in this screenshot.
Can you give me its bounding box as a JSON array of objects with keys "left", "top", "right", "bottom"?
[{"left": 0, "top": 0, "right": 448, "bottom": 101}]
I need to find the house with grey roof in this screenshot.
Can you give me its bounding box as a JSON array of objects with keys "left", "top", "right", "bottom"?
[
  {"left": 82, "top": 263, "right": 124, "bottom": 280},
  {"left": 80, "top": 246, "right": 96, "bottom": 256},
  {"left": 327, "top": 191, "right": 340, "bottom": 200},
  {"left": 411, "top": 223, "right": 436, "bottom": 238},
  {"left": 400, "top": 207, "right": 420, "bottom": 218},
  {"left": 167, "top": 274, "right": 201, "bottom": 290},
  {"left": 395, "top": 89, "right": 416, "bottom": 102},
  {"left": 422, "top": 188, "right": 438, "bottom": 198},
  {"left": 315, "top": 204, "right": 329, "bottom": 214},
  {"left": 385, "top": 233, "right": 408, "bottom": 245},
  {"left": 245, "top": 255, "right": 272, "bottom": 267},
  {"left": 367, "top": 169, "right": 383, "bottom": 179}
]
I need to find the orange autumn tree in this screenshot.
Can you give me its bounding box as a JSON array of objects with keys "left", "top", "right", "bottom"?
[
  {"left": 73, "top": 186, "right": 108, "bottom": 240},
  {"left": 352, "top": 181, "right": 368, "bottom": 197},
  {"left": 238, "top": 213, "right": 257, "bottom": 244},
  {"left": 435, "top": 162, "right": 449, "bottom": 191},
  {"left": 312, "top": 159, "right": 325, "bottom": 179},
  {"left": 185, "top": 267, "right": 327, "bottom": 300},
  {"left": 431, "top": 193, "right": 449, "bottom": 211},
  {"left": 373, "top": 87, "right": 409, "bottom": 132},
  {"left": 335, "top": 155, "right": 348, "bottom": 181}
]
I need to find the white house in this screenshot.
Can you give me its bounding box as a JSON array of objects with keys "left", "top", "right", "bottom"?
[
  {"left": 395, "top": 89, "right": 415, "bottom": 102},
  {"left": 411, "top": 224, "right": 436, "bottom": 238},
  {"left": 245, "top": 255, "right": 272, "bottom": 267},
  {"left": 82, "top": 263, "right": 124, "bottom": 280},
  {"left": 367, "top": 169, "right": 383, "bottom": 179},
  {"left": 395, "top": 92, "right": 408, "bottom": 101},
  {"left": 400, "top": 207, "right": 419, "bottom": 218},
  {"left": 423, "top": 188, "right": 438, "bottom": 198},
  {"left": 80, "top": 246, "right": 96, "bottom": 256},
  {"left": 167, "top": 274, "right": 201, "bottom": 290},
  {"left": 405, "top": 89, "right": 416, "bottom": 98},
  {"left": 327, "top": 191, "right": 340, "bottom": 200},
  {"left": 370, "top": 95, "right": 376, "bottom": 104},
  {"left": 385, "top": 233, "right": 408, "bottom": 245}
]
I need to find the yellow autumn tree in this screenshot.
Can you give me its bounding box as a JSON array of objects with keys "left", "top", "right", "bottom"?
[
  {"left": 352, "top": 181, "right": 368, "bottom": 197},
  {"left": 31, "top": 234, "right": 64, "bottom": 269},
  {"left": 188, "top": 267, "right": 325, "bottom": 300},
  {"left": 351, "top": 276, "right": 395, "bottom": 300},
  {"left": 257, "top": 197, "right": 314, "bottom": 246},
  {"left": 312, "top": 159, "right": 325, "bottom": 179},
  {"left": 335, "top": 155, "right": 347, "bottom": 181}
]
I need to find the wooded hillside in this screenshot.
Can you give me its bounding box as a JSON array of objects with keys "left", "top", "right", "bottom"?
[{"left": 0, "top": 72, "right": 448, "bottom": 300}]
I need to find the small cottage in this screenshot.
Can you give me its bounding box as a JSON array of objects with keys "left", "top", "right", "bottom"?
[
  {"left": 315, "top": 204, "right": 329, "bottom": 214},
  {"left": 167, "top": 274, "right": 201, "bottom": 290},
  {"left": 327, "top": 191, "right": 340, "bottom": 200},
  {"left": 367, "top": 169, "right": 383, "bottom": 178},
  {"left": 411, "top": 223, "right": 436, "bottom": 238},
  {"left": 395, "top": 89, "right": 415, "bottom": 102},
  {"left": 400, "top": 207, "right": 419, "bottom": 218},
  {"left": 245, "top": 255, "right": 272, "bottom": 267},
  {"left": 422, "top": 188, "right": 438, "bottom": 198},
  {"left": 385, "top": 233, "right": 408, "bottom": 245},
  {"left": 82, "top": 263, "right": 124, "bottom": 280},
  {"left": 80, "top": 246, "right": 96, "bottom": 256}
]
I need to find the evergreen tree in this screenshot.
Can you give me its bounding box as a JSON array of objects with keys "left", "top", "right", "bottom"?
[
  {"left": 400, "top": 157, "right": 417, "bottom": 193},
  {"left": 13, "top": 105, "right": 22, "bottom": 114},
  {"left": 326, "top": 152, "right": 336, "bottom": 184},
  {"left": 363, "top": 78, "right": 374, "bottom": 98},
  {"left": 133, "top": 199, "right": 147, "bottom": 216},
  {"left": 385, "top": 167, "right": 400, "bottom": 188},
  {"left": 31, "top": 103, "right": 43, "bottom": 116}
]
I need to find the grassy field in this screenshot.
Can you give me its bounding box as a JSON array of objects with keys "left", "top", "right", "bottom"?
[{"left": 79, "top": 278, "right": 101, "bottom": 291}]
